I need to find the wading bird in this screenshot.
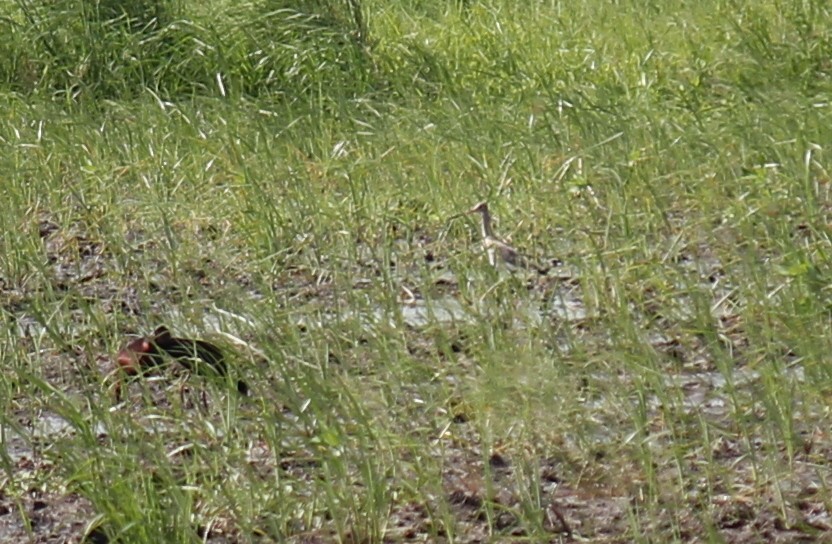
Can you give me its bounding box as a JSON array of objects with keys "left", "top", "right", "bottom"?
[
  {"left": 467, "top": 201, "right": 548, "bottom": 274},
  {"left": 116, "top": 326, "right": 249, "bottom": 398}
]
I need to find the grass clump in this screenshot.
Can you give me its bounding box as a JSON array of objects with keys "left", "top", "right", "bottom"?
[{"left": 1, "top": 0, "right": 370, "bottom": 100}]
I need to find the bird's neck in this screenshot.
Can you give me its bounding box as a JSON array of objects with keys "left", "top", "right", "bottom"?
[{"left": 480, "top": 210, "right": 494, "bottom": 239}]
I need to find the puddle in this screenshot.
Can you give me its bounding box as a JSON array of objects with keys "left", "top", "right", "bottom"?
[
  {"left": 657, "top": 364, "right": 805, "bottom": 413},
  {"left": 399, "top": 297, "right": 473, "bottom": 327},
  {"left": 1, "top": 412, "right": 102, "bottom": 463},
  {"left": 544, "top": 284, "right": 589, "bottom": 321},
  {"left": 12, "top": 315, "right": 48, "bottom": 338},
  {"left": 383, "top": 291, "right": 587, "bottom": 330},
  {"left": 1, "top": 425, "right": 35, "bottom": 464},
  {"left": 164, "top": 306, "right": 257, "bottom": 335},
  {"left": 2, "top": 409, "right": 201, "bottom": 464}
]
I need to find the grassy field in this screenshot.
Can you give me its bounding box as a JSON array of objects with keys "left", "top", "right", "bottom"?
[{"left": 2, "top": 0, "right": 832, "bottom": 542}]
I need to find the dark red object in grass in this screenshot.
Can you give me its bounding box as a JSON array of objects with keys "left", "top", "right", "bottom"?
[{"left": 116, "top": 326, "right": 249, "bottom": 396}]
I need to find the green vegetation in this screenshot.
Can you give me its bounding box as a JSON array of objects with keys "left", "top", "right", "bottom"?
[{"left": 1, "top": 0, "right": 832, "bottom": 541}]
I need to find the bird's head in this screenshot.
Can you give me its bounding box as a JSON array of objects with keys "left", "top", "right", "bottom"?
[{"left": 467, "top": 201, "right": 489, "bottom": 215}]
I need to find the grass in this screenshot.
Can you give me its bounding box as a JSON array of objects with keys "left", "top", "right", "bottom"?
[{"left": 1, "top": 0, "right": 832, "bottom": 541}]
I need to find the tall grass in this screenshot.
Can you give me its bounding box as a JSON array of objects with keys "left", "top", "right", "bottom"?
[{"left": 1, "top": 0, "right": 369, "bottom": 100}]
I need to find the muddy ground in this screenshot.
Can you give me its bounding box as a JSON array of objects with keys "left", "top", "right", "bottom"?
[{"left": 1, "top": 217, "right": 831, "bottom": 543}]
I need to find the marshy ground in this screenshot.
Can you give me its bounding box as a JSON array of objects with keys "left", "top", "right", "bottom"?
[{"left": 2, "top": 1, "right": 832, "bottom": 542}]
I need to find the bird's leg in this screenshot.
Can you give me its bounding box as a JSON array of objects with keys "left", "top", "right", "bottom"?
[
  {"left": 113, "top": 380, "right": 123, "bottom": 403},
  {"left": 178, "top": 374, "right": 190, "bottom": 409}
]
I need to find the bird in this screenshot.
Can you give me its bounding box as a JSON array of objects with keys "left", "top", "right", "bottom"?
[
  {"left": 466, "top": 201, "right": 548, "bottom": 274},
  {"left": 116, "top": 326, "right": 249, "bottom": 397}
]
